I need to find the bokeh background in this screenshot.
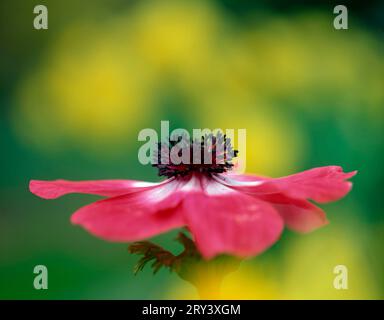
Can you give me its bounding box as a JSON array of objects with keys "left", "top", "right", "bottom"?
[{"left": 1, "top": 0, "right": 383, "bottom": 299}]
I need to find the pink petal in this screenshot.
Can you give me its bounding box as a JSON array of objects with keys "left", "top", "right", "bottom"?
[
  {"left": 258, "top": 193, "right": 328, "bottom": 233},
  {"left": 224, "top": 173, "right": 267, "bottom": 182},
  {"left": 71, "top": 179, "right": 186, "bottom": 241},
  {"left": 29, "top": 179, "right": 169, "bottom": 199},
  {"left": 273, "top": 201, "right": 328, "bottom": 233},
  {"left": 182, "top": 178, "right": 284, "bottom": 259},
  {"left": 217, "top": 166, "right": 357, "bottom": 203},
  {"left": 271, "top": 166, "right": 357, "bottom": 203}
]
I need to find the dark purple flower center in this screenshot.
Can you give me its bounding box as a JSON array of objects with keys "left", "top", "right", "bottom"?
[{"left": 153, "top": 133, "right": 238, "bottom": 178}]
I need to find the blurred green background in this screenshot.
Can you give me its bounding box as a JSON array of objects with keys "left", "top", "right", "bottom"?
[{"left": 1, "top": 0, "right": 383, "bottom": 299}]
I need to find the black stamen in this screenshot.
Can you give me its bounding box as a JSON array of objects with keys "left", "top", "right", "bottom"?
[{"left": 152, "top": 133, "right": 238, "bottom": 178}]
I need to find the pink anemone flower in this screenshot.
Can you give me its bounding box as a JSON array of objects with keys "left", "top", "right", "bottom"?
[{"left": 29, "top": 136, "right": 356, "bottom": 259}]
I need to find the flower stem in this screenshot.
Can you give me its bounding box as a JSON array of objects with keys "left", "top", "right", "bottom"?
[
  {"left": 194, "top": 274, "right": 223, "bottom": 299},
  {"left": 129, "top": 231, "right": 241, "bottom": 299}
]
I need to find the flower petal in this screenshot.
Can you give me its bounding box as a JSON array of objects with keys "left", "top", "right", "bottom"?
[
  {"left": 224, "top": 173, "right": 268, "bottom": 182},
  {"left": 273, "top": 201, "right": 328, "bottom": 233},
  {"left": 269, "top": 166, "right": 357, "bottom": 203},
  {"left": 217, "top": 166, "right": 357, "bottom": 203},
  {"left": 182, "top": 179, "right": 284, "bottom": 259},
  {"left": 258, "top": 193, "right": 328, "bottom": 233},
  {"left": 70, "top": 179, "right": 186, "bottom": 241},
  {"left": 29, "top": 179, "right": 169, "bottom": 199}
]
